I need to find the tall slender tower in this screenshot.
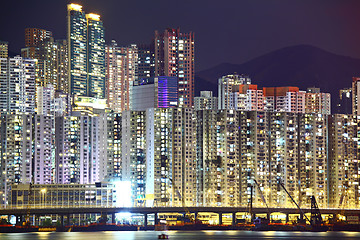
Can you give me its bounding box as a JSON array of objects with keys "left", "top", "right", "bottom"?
[
  {"left": 105, "top": 41, "right": 138, "bottom": 112},
  {"left": 155, "top": 28, "right": 195, "bottom": 107},
  {"left": 68, "top": 4, "right": 105, "bottom": 99},
  {"left": 86, "top": 13, "right": 105, "bottom": 99},
  {"left": 68, "top": 3, "right": 88, "bottom": 97},
  {"left": 352, "top": 77, "right": 360, "bottom": 115}
]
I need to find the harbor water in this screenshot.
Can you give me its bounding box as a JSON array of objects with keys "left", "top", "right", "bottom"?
[{"left": 1, "top": 231, "right": 360, "bottom": 240}]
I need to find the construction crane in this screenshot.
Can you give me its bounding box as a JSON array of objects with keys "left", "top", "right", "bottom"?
[
  {"left": 337, "top": 190, "right": 348, "bottom": 221},
  {"left": 310, "top": 195, "right": 325, "bottom": 226},
  {"left": 253, "top": 179, "right": 271, "bottom": 223},
  {"left": 277, "top": 179, "right": 311, "bottom": 224},
  {"left": 277, "top": 178, "right": 327, "bottom": 231},
  {"left": 168, "top": 178, "right": 196, "bottom": 223},
  {"left": 253, "top": 179, "right": 270, "bottom": 213}
]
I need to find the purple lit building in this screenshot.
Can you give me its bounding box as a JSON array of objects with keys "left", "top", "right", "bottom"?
[{"left": 130, "top": 76, "right": 178, "bottom": 111}]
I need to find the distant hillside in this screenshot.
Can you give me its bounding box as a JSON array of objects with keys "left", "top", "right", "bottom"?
[{"left": 195, "top": 45, "right": 360, "bottom": 111}]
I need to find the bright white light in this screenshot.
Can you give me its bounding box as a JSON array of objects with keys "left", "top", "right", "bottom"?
[
  {"left": 114, "top": 181, "right": 132, "bottom": 207},
  {"left": 115, "top": 212, "right": 132, "bottom": 223}
]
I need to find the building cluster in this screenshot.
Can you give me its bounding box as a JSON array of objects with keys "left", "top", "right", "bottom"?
[
  {"left": 209, "top": 74, "right": 331, "bottom": 114},
  {"left": 0, "top": 3, "right": 359, "bottom": 211}
]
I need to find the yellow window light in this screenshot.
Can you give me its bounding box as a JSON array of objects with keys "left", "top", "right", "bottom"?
[
  {"left": 68, "top": 3, "right": 83, "bottom": 11},
  {"left": 86, "top": 13, "right": 100, "bottom": 21}
]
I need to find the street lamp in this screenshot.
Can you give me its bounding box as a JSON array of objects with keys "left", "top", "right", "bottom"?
[{"left": 40, "top": 188, "right": 47, "bottom": 208}]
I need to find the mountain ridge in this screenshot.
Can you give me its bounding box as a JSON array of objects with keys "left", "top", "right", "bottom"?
[{"left": 195, "top": 45, "right": 360, "bottom": 112}]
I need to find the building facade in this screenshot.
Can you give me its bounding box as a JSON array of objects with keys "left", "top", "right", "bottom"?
[
  {"left": 0, "top": 56, "right": 36, "bottom": 114},
  {"left": 86, "top": 13, "right": 105, "bottom": 99},
  {"left": 0, "top": 114, "right": 33, "bottom": 206},
  {"left": 131, "top": 77, "right": 178, "bottom": 111},
  {"left": 10, "top": 182, "right": 116, "bottom": 208},
  {"left": 155, "top": 28, "right": 195, "bottom": 107},
  {"left": 105, "top": 41, "right": 138, "bottom": 112},
  {"left": 194, "top": 91, "right": 218, "bottom": 110},
  {"left": 218, "top": 74, "right": 252, "bottom": 110},
  {"left": 67, "top": 4, "right": 105, "bottom": 99},
  {"left": 0, "top": 41, "right": 8, "bottom": 58}
]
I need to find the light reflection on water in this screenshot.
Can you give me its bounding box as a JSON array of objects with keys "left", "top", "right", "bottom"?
[{"left": 1, "top": 231, "right": 360, "bottom": 240}]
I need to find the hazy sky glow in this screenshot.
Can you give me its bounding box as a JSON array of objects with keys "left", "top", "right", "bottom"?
[{"left": 1, "top": 0, "right": 360, "bottom": 71}]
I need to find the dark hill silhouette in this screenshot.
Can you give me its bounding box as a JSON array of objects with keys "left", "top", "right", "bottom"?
[{"left": 195, "top": 45, "right": 360, "bottom": 112}]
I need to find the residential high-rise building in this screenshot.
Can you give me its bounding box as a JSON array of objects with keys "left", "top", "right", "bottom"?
[
  {"left": 0, "top": 41, "right": 8, "bottom": 58},
  {"left": 155, "top": 28, "right": 195, "bottom": 107},
  {"left": 24, "top": 28, "right": 52, "bottom": 48},
  {"left": 218, "top": 74, "right": 251, "bottom": 110},
  {"left": 111, "top": 113, "right": 122, "bottom": 178},
  {"left": 268, "top": 112, "right": 300, "bottom": 207},
  {"left": 328, "top": 114, "right": 358, "bottom": 208},
  {"left": 194, "top": 91, "right": 218, "bottom": 110},
  {"left": 305, "top": 87, "right": 331, "bottom": 115},
  {"left": 121, "top": 108, "right": 197, "bottom": 207},
  {"left": 36, "top": 38, "right": 59, "bottom": 88},
  {"left": 22, "top": 36, "right": 69, "bottom": 100},
  {"left": 131, "top": 76, "right": 178, "bottom": 111},
  {"left": 56, "top": 39, "right": 69, "bottom": 93},
  {"left": 263, "top": 87, "right": 305, "bottom": 113},
  {"left": 298, "top": 113, "right": 328, "bottom": 207},
  {"left": 195, "top": 110, "right": 331, "bottom": 208},
  {"left": 336, "top": 88, "right": 352, "bottom": 114},
  {"left": 86, "top": 13, "right": 105, "bottom": 99},
  {"left": 67, "top": 3, "right": 88, "bottom": 97},
  {"left": 238, "top": 111, "right": 270, "bottom": 207},
  {"left": 68, "top": 4, "right": 105, "bottom": 98},
  {"left": 0, "top": 56, "right": 36, "bottom": 114},
  {"left": 105, "top": 41, "right": 138, "bottom": 112},
  {"left": 0, "top": 114, "right": 33, "bottom": 206},
  {"left": 36, "top": 84, "right": 55, "bottom": 115},
  {"left": 66, "top": 114, "right": 93, "bottom": 184},
  {"left": 138, "top": 43, "right": 155, "bottom": 80},
  {"left": 54, "top": 90, "right": 72, "bottom": 117},
  {"left": 55, "top": 115, "right": 71, "bottom": 184},
  {"left": 33, "top": 115, "right": 55, "bottom": 184},
  {"left": 145, "top": 108, "right": 174, "bottom": 207},
  {"left": 231, "top": 84, "right": 264, "bottom": 111},
  {"left": 121, "top": 110, "right": 146, "bottom": 206},
  {"left": 172, "top": 108, "right": 197, "bottom": 207},
  {"left": 199, "top": 109, "right": 240, "bottom": 207},
  {"left": 2, "top": 108, "right": 359, "bottom": 208},
  {"left": 352, "top": 77, "right": 360, "bottom": 116},
  {"left": 22, "top": 28, "right": 52, "bottom": 59}
]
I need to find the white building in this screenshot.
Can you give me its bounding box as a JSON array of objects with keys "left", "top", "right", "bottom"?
[
  {"left": 218, "top": 74, "right": 251, "bottom": 110},
  {"left": 263, "top": 87, "right": 305, "bottom": 113},
  {"left": 194, "top": 91, "right": 218, "bottom": 110},
  {"left": 0, "top": 56, "right": 36, "bottom": 114},
  {"left": 36, "top": 84, "right": 55, "bottom": 115},
  {"left": 0, "top": 114, "right": 33, "bottom": 206},
  {"left": 33, "top": 115, "right": 54, "bottom": 184},
  {"left": 231, "top": 84, "right": 264, "bottom": 111}
]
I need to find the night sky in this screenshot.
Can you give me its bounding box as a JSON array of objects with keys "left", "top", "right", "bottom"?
[{"left": 1, "top": 0, "right": 360, "bottom": 71}]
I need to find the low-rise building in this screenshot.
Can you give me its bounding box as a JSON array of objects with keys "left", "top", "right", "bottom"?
[{"left": 9, "top": 182, "right": 116, "bottom": 208}]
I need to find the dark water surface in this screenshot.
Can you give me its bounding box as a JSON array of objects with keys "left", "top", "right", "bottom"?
[{"left": 1, "top": 231, "right": 360, "bottom": 240}]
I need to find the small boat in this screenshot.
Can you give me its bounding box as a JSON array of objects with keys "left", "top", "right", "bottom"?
[{"left": 158, "top": 233, "right": 169, "bottom": 239}]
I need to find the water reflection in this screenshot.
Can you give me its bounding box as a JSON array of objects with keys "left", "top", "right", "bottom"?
[{"left": 1, "top": 231, "right": 360, "bottom": 240}]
